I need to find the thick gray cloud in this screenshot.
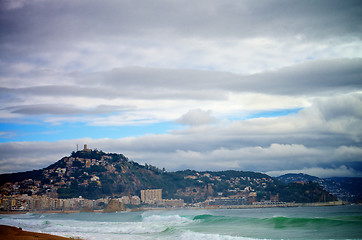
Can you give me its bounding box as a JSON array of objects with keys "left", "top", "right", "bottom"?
[
  {"left": 239, "top": 59, "right": 362, "bottom": 95},
  {"left": 88, "top": 59, "right": 362, "bottom": 95},
  {"left": 1, "top": 0, "right": 361, "bottom": 43},
  {"left": 0, "top": 0, "right": 361, "bottom": 177},
  {"left": 1, "top": 59, "right": 361, "bottom": 105},
  {"left": 4, "top": 104, "right": 131, "bottom": 115},
  {"left": 0, "top": 0, "right": 361, "bottom": 74}
]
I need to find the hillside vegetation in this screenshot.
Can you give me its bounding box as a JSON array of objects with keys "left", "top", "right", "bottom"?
[{"left": 1, "top": 149, "right": 337, "bottom": 203}]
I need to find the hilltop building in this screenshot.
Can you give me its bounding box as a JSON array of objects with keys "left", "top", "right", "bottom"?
[{"left": 83, "top": 144, "right": 91, "bottom": 152}]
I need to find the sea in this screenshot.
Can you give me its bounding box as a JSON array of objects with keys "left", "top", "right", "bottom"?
[{"left": 1, "top": 205, "right": 362, "bottom": 240}]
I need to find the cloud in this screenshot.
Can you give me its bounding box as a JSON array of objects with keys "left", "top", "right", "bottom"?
[
  {"left": 175, "top": 109, "right": 216, "bottom": 126},
  {"left": 1, "top": 59, "right": 361, "bottom": 126},
  {"left": 1, "top": 93, "right": 361, "bottom": 176},
  {"left": 1, "top": 1, "right": 361, "bottom": 75},
  {"left": 0, "top": 140, "right": 79, "bottom": 173},
  {"left": 2, "top": 0, "right": 361, "bottom": 42},
  {"left": 0, "top": 1, "right": 361, "bottom": 178},
  {"left": 266, "top": 166, "right": 362, "bottom": 178},
  {"left": 241, "top": 59, "right": 362, "bottom": 95},
  {"left": 0, "top": 0, "right": 29, "bottom": 10},
  {"left": 3, "top": 59, "right": 362, "bottom": 99},
  {"left": 5, "top": 104, "right": 132, "bottom": 115}
]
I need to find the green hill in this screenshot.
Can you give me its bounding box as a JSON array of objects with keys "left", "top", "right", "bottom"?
[{"left": 0, "top": 149, "right": 337, "bottom": 203}]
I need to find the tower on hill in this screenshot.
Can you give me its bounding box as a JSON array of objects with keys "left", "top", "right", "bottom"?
[{"left": 83, "top": 144, "right": 91, "bottom": 152}]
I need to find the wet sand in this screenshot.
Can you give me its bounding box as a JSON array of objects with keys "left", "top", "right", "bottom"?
[{"left": 0, "top": 225, "right": 78, "bottom": 240}]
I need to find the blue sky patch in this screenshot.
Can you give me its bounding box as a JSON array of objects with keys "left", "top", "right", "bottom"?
[
  {"left": 246, "top": 108, "right": 303, "bottom": 119},
  {"left": 0, "top": 108, "right": 302, "bottom": 142},
  {"left": 0, "top": 121, "right": 182, "bottom": 142}
]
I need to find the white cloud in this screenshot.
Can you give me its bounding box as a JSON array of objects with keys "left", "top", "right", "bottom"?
[
  {"left": 175, "top": 109, "right": 216, "bottom": 126},
  {"left": 1, "top": 92, "right": 361, "bottom": 176}
]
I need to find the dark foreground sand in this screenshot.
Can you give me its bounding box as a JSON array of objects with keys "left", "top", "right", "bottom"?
[{"left": 0, "top": 225, "right": 78, "bottom": 240}]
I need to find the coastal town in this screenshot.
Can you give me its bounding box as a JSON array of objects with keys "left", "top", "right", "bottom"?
[
  {"left": 0, "top": 146, "right": 346, "bottom": 212},
  {"left": 0, "top": 188, "right": 185, "bottom": 212},
  {"left": 0, "top": 186, "right": 344, "bottom": 212}
]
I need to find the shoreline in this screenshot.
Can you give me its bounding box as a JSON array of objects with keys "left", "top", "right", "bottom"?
[
  {"left": 0, "top": 225, "right": 80, "bottom": 240},
  {"left": 0, "top": 201, "right": 348, "bottom": 215}
]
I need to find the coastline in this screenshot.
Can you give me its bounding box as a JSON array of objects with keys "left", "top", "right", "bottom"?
[
  {"left": 0, "top": 209, "right": 104, "bottom": 214},
  {"left": 0, "top": 200, "right": 347, "bottom": 215},
  {"left": 0, "top": 225, "right": 80, "bottom": 240}
]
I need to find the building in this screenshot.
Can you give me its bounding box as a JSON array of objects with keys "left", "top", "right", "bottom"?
[
  {"left": 208, "top": 197, "right": 247, "bottom": 206},
  {"left": 130, "top": 196, "right": 140, "bottom": 205},
  {"left": 140, "top": 189, "right": 162, "bottom": 204},
  {"left": 161, "top": 199, "right": 184, "bottom": 207},
  {"left": 119, "top": 196, "right": 130, "bottom": 204},
  {"left": 83, "top": 144, "right": 91, "bottom": 152}
]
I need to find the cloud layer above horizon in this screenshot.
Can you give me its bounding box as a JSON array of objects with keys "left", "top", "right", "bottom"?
[{"left": 1, "top": 0, "right": 362, "bottom": 178}]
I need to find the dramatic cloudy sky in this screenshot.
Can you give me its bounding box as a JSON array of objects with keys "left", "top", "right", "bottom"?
[{"left": 1, "top": 0, "right": 362, "bottom": 178}]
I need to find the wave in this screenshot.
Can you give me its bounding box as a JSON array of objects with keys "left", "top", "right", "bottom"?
[
  {"left": 193, "top": 213, "right": 362, "bottom": 230},
  {"left": 161, "top": 227, "right": 264, "bottom": 240},
  {"left": 177, "top": 231, "right": 265, "bottom": 240},
  {"left": 194, "top": 214, "right": 237, "bottom": 222},
  {"left": 1, "top": 207, "right": 361, "bottom": 240},
  {"left": 262, "top": 216, "right": 347, "bottom": 229},
  {"left": 0, "top": 217, "right": 165, "bottom": 235},
  {"left": 142, "top": 214, "right": 193, "bottom": 224}
]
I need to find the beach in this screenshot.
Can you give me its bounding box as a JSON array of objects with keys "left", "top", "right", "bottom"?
[{"left": 0, "top": 225, "right": 77, "bottom": 240}]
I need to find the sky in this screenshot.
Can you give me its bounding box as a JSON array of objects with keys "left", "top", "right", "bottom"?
[{"left": 0, "top": 0, "right": 362, "bottom": 178}]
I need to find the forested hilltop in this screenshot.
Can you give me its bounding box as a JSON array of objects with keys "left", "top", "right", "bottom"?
[
  {"left": 277, "top": 173, "right": 362, "bottom": 203},
  {"left": 0, "top": 148, "right": 337, "bottom": 203}
]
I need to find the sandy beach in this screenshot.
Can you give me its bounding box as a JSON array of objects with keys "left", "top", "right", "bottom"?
[{"left": 0, "top": 225, "right": 78, "bottom": 240}]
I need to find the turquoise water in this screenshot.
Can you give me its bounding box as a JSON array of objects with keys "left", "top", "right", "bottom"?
[{"left": 1, "top": 205, "right": 361, "bottom": 239}]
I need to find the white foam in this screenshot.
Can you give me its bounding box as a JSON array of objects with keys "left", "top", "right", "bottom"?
[
  {"left": 142, "top": 214, "right": 192, "bottom": 224},
  {"left": 177, "top": 231, "right": 265, "bottom": 240},
  {"left": 0, "top": 212, "right": 269, "bottom": 240},
  {"left": 42, "top": 220, "right": 167, "bottom": 234}
]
